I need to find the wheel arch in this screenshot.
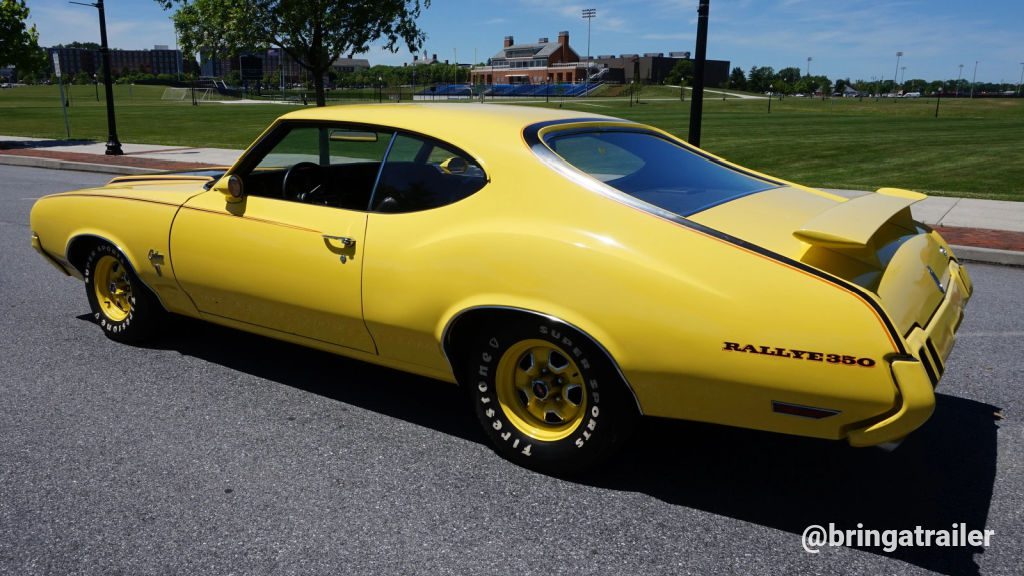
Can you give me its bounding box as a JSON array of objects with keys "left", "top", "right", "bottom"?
[
  {"left": 66, "top": 233, "right": 167, "bottom": 312},
  {"left": 440, "top": 305, "right": 644, "bottom": 415}
]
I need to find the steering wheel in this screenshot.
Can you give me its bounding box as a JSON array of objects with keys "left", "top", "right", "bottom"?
[{"left": 282, "top": 162, "right": 323, "bottom": 201}]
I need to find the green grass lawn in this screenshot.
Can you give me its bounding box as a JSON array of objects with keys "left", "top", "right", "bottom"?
[{"left": 2, "top": 84, "right": 1023, "bottom": 200}]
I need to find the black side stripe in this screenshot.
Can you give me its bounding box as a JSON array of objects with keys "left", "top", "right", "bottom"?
[
  {"left": 918, "top": 346, "right": 939, "bottom": 387},
  {"left": 523, "top": 119, "right": 907, "bottom": 356},
  {"left": 925, "top": 338, "right": 944, "bottom": 376}
]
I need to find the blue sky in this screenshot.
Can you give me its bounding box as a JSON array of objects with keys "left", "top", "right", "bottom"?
[{"left": 26, "top": 0, "right": 1024, "bottom": 84}]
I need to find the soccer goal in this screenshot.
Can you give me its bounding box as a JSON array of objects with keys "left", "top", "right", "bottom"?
[{"left": 160, "top": 87, "right": 214, "bottom": 101}]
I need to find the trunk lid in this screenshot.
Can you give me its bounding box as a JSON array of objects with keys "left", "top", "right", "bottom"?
[{"left": 690, "top": 186, "right": 951, "bottom": 335}]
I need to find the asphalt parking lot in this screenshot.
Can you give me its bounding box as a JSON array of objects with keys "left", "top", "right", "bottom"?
[{"left": 1, "top": 165, "right": 1021, "bottom": 576}]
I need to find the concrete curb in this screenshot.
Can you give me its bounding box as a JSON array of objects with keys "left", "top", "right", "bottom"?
[
  {"left": 952, "top": 245, "right": 1024, "bottom": 267},
  {"left": 0, "top": 154, "right": 151, "bottom": 175}
]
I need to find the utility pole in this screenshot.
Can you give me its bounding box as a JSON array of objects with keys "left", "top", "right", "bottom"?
[
  {"left": 582, "top": 8, "right": 596, "bottom": 97},
  {"left": 892, "top": 51, "right": 902, "bottom": 99},
  {"left": 1017, "top": 62, "right": 1023, "bottom": 97},
  {"left": 970, "top": 60, "right": 978, "bottom": 98},
  {"left": 956, "top": 64, "right": 963, "bottom": 97},
  {"left": 71, "top": 0, "right": 122, "bottom": 154},
  {"left": 687, "top": 0, "right": 710, "bottom": 146}
]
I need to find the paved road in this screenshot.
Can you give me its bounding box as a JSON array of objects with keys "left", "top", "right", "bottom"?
[{"left": 1, "top": 165, "right": 1021, "bottom": 576}]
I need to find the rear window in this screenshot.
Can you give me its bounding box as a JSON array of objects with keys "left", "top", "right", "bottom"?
[{"left": 545, "top": 129, "right": 775, "bottom": 216}]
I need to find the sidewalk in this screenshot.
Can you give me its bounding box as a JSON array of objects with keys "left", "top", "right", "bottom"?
[
  {"left": 0, "top": 136, "right": 240, "bottom": 174},
  {"left": 2, "top": 136, "right": 1021, "bottom": 266}
]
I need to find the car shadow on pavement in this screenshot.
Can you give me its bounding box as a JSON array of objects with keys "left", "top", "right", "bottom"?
[
  {"left": 85, "top": 314, "right": 1001, "bottom": 576},
  {"left": 592, "top": 395, "right": 1001, "bottom": 576},
  {"left": 104, "top": 314, "right": 486, "bottom": 443}
]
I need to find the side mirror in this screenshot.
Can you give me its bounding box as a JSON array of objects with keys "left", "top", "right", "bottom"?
[
  {"left": 227, "top": 175, "right": 244, "bottom": 199},
  {"left": 214, "top": 174, "right": 244, "bottom": 203}
]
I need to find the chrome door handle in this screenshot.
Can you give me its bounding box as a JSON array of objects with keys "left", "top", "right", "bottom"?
[{"left": 322, "top": 234, "right": 356, "bottom": 247}]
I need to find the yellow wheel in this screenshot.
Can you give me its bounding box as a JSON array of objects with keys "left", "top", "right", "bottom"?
[
  {"left": 91, "top": 254, "right": 133, "bottom": 322},
  {"left": 83, "top": 243, "right": 163, "bottom": 343},
  {"left": 495, "top": 340, "right": 587, "bottom": 442},
  {"left": 467, "top": 314, "right": 637, "bottom": 474}
]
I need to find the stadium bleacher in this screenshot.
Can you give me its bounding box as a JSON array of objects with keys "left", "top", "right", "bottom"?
[{"left": 416, "top": 82, "right": 602, "bottom": 98}]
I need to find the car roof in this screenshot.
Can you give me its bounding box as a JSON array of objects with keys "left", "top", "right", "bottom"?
[{"left": 279, "top": 103, "right": 623, "bottom": 145}]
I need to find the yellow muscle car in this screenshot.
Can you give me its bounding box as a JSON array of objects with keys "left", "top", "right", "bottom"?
[{"left": 30, "top": 104, "right": 972, "bottom": 474}]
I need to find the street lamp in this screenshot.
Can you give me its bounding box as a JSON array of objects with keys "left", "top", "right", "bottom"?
[
  {"left": 70, "top": 0, "right": 122, "bottom": 155},
  {"left": 956, "top": 64, "right": 964, "bottom": 97},
  {"left": 582, "top": 8, "right": 596, "bottom": 97},
  {"left": 970, "top": 60, "right": 978, "bottom": 99},
  {"left": 892, "top": 51, "right": 903, "bottom": 99}
]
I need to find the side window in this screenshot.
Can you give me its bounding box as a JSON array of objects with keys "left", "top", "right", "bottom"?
[
  {"left": 243, "top": 124, "right": 393, "bottom": 211},
  {"left": 371, "top": 134, "right": 486, "bottom": 213}
]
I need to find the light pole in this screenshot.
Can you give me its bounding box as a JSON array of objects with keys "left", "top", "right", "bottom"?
[
  {"left": 1017, "top": 62, "right": 1023, "bottom": 97},
  {"left": 687, "top": 0, "right": 709, "bottom": 146},
  {"left": 582, "top": 8, "right": 596, "bottom": 97},
  {"left": 768, "top": 84, "right": 773, "bottom": 113},
  {"left": 900, "top": 66, "right": 906, "bottom": 89},
  {"left": 970, "top": 60, "right": 978, "bottom": 98},
  {"left": 806, "top": 56, "right": 812, "bottom": 77},
  {"left": 892, "top": 51, "right": 902, "bottom": 98},
  {"left": 956, "top": 64, "right": 963, "bottom": 97},
  {"left": 70, "top": 0, "right": 122, "bottom": 155}
]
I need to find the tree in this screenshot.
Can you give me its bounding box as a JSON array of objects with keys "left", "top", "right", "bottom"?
[
  {"left": 728, "top": 66, "right": 746, "bottom": 91},
  {"left": 664, "top": 58, "right": 693, "bottom": 86},
  {"left": 777, "top": 66, "right": 801, "bottom": 85},
  {"left": 747, "top": 66, "right": 774, "bottom": 93},
  {"left": 1, "top": 0, "right": 45, "bottom": 74},
  {"left": 158, "top": 0, "right": 429, "bottom": 106},
  {"left": 55, "top": 41, "right": 101, "bottom": 51}
]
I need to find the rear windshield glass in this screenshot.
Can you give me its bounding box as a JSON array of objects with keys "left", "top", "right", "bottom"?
[{"left": 545, "top": 130, "right": 776, "bottom": 216}]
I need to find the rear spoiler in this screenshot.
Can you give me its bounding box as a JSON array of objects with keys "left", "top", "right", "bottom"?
[{"left": 793, "top": 188, "right": 926, "bottom": 249}]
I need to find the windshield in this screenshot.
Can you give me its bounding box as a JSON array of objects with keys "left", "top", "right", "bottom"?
[{"left": 545, "top": 129, "right": 776, "bottom": 216}]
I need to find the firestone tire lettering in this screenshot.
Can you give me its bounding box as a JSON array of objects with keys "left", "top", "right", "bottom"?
[
  {"left": 468, "top": 316, "right": 635, "bottom": 474},
  {"left": 83, "top": 243, "right": 162, "bottom": 344}
]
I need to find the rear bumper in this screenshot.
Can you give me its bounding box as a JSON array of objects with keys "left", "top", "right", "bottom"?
[{"left": 847, "top": 261, "right": 971, "bottom": 447}]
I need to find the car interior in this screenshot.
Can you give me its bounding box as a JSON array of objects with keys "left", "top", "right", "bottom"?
[{"left": 238, "top": 125, "right": 487, "bottom": 214}]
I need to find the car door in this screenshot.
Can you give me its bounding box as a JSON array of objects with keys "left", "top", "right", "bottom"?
[{"left": 169, "top": 123, "right": 393, "bottom": 353}]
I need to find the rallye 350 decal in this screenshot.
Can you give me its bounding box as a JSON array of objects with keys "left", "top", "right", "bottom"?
[{"left": 723, "top": 342, "right": 876, "bottom": 367}]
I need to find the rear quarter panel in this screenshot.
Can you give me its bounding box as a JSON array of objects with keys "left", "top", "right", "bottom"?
[{"left": 362, "top": 140, "right": 903, "bottom": 440}]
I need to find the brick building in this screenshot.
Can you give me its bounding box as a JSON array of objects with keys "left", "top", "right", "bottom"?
[
  {"left": 471, "top": 31, "right": 589, "bottom": 84},
  {"left": 592, "top": 52, "right": 730, "bottom": 86},
  {"left": 47, "top": 46, "right": 183, "bottom": 78},
  {"left": 471, "top": 33, "right": 730, "bottom": 87}
]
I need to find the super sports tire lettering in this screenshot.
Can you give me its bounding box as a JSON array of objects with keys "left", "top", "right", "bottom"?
[
  {"left": 468, "top": 316, "right": 635, "bottom": 474},
  {"left": 83, "top": 243, "right": 163, "bottom": 344}
]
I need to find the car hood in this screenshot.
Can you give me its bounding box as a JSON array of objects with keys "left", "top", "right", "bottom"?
[{"left": 45, "top": 169, "right": 228, "bottom": 207}]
